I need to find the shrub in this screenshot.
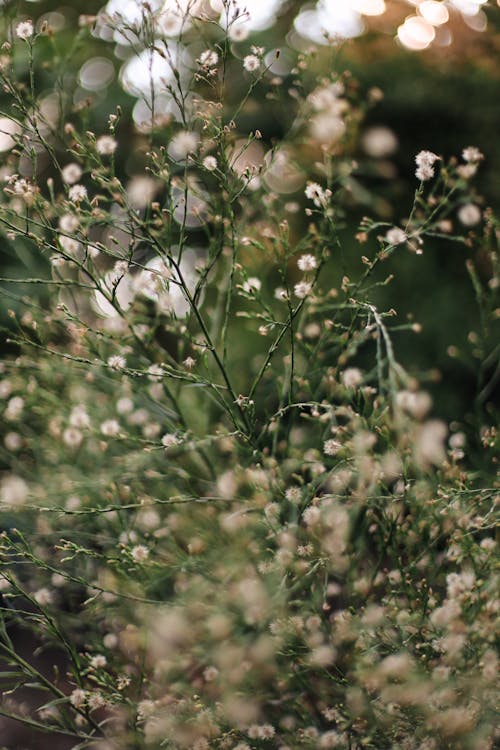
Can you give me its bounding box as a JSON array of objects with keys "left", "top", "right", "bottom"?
[{"left": 0, "top": 3, "right": 498, "bottom": 749}]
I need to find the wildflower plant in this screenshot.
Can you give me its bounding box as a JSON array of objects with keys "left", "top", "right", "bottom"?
[{"left": 0, "top": 3, "right": 498, "bottom": 750}]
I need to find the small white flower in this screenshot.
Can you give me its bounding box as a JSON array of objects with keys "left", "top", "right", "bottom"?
[
  {"left": 16, "top": 20, "right": 34, "bottom": 40},
  {"left": 147, "top": 364, "right": 165, "bottom": 381},
  {"left": 242, "top": 277, "right": 261, "bottom": 293},
  {"left": 87, "top": 692, "right": 106, "bottom": 711},
  {"left": 462, "top": 146, "right": 484, "bottom": 163},
  {"left": 458, "top": 203, "right": 482, "bottom": 227},
  {"left": 62, "top": 163, "right": 82, "bottom": 185},
  {"left": 69, "top": 689, "right": 87, "bottom": 708},
  {"left": 293, "top": 281, "right": 312, "bottom": 299},
  {"left": 90, "top": 654, "right": 107, "bottom": 669},
  {"left": 12, "top": 179, "right": 35, "bottom": 200},
  {"left": 305, "top": 182, "right": 332, "bottom": 208},
  {"left": 385, "top": 227, "right": 407, "bottom": 245},
  {"left": 168, "top": 130, "right": 199, "bottom": 161},
  {"left": 415, "top": 151, "right": 439, "bottom": 182},
  {"left": 70, "top": 405, "right": 91, "bottom": 429},
  {"left": 34, "top": 587, "right": 53, "bottom": 606},
  {"left": 297, "top": 254, "right": 317, "bottom": 272},
  {"left": 285, "top": 487, "right": 302, "bottom": 504},
  {"left": 456, "top": 163, "right": 477, "bottom": 179},
  {"left": 107, "top": 355, "right": 126, "bottom": 370},
  {"left": 342, "top": 367, "right": 363, "bottom": 389},
  {"left": 198, "top": 50, "right": 218, "bottom": 67},
  {"left": 243, "top": 55, "right": 260, "bottom": 72},
  {"left": 202, "top": 155, "right": 217, "bottom": 171},
  {"left": 96, "top": 135, "right": 117, "bottom": 155},
  {"left": 68, "top": 184, "right": 87, "bottom": 202},
  {"left": 4, "top": 432, "right": 22, "bottom": 451},
  {"left": 59, "top": 213, "right": 79, "bottom": 232},
  {"left": 131, "top": 544, "right": 149, "bottom": 562},
  {"left": 415, "top": 164, "right": 435, "bottom": 181},
  {"left": 303, "top": 506, "right": 321, "bottom": 526},
  {"left": 63, "top": 427, "right": 83, "bottom": 449},
  {"left": 274, "top": 286, "right": 288, "bottom": 301},
  {"left": 415, "top": 150, "right": 440, "bottom": 168},
  {"left": 116, "top": 397, "right": 134, "bottom": 415},
  {"left": 183, "top": 356, "right": 196, "bottom": 369},
  {"left": 161, "top": 433, "right": 180, "bottom": 448},
  {"left": 324, "top": 439, "right": 341, "bottom": 456},
  {"left": 100, "top": 419, "right": 120, "bottom": 437},
  {"left": 0, "top": 474, "right": 29, "bottom": 508},
  {"left": 58, "top": 235, "right": 80, "bottom": 256}
]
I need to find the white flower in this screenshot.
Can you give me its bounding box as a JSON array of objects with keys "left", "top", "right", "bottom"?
[
  {"left": 462, "top": 146, "right": 484, "bottom": 163},
  {"left": 63, "top": 427, "right": 83, "bottom": 449},
  {"left": 202, "top": 155, "right": 217, "bottom": 171},
  {"left": 385, "top": 227, "right": 407, "bottom": 245},
  {"left": 131, "top": 544, "right": 149, "bottom": 562},
  {"left": 243, "top": 55, "right": 260, "bottom": 72},
  {"left": 69, "top": 689, "right": 87, "bottom": 708},
  {"left": 147, "top": 364, "right": 165, "bottom": 381},
  {"left": 458, "top": 203, "right": 482, "bottom": 227},
  {"left": 59, "top": 213, "right": 79, "bottom": 232},
  {"left": 161, "top": 433, "right": 180, "bottom": 448},
  {"left": 198, "top": 50, "right": 218, "bottom": 67},
  {"left": 68, "top": 184, "right": 87, "bottom": 202},
  {"left": 342, "top": 367, "right": 363, "bottom": 389},
  {"left": 294, "top": 281, "right": 312, "bottom": 299},
  {"left": 242, "top": 277, "right": 261, "bottom": 293},
  {"left": 456, "top": 163, "right": 477, "bottom": 179},
  {"left": 70, "top": 405, "right": 91, "bottom": 429},
  {"left": 90, "top": 654, "right": 107, "bottom": 669},
  {"left": 415, "top": 164, "right": 435, "bottom": 181},
  {"left": 324, "top": 439, "right": 341, "bottom": 456},
  {"left": 96, "top": 135, "right": 117, "bottom": 155},
  {"left": 168, "top": 131, "right": 199, "bottom": 161},
  {"left": 87, "top": 692, "right": 106, "bottom": 711},
  {"left": 34, "top": 587, "right": 53, "bottom": 606},
  {"left": 297, "top": 254, "right": 317, "bottom": 272},
  {"left": 4, "top": 432, "right": 22, "bottom": 451},
  {"left": 415, "top": 150, "right": 440, "bottom": 168},
  {"left": 116, "top": 397, "right": 134, "bottom": 415},
  {"left": 58, "top": 235, "right": 80, "bottom": 257},
  {"left": 305, "top": 182, "right": 332, "bottom": 208},
  {"left": 16, "top": 20, "right": 34, "bottom": 40},
  {"left": 415, "top": 151, "right": 439, "bottom": 182},
  {"left": 62, "top": 163, "right": 82, "bottom": 185},
  {"left": 107, "top": 355, "right": 126, "bottom": 370},
  {"left": 100, "top": 419, "right": 120, "bottom": 437},
  {"left": 183, "top": 356, "right": 196, "bottom": 369},
  {"left": 303, "top": 506, "right": 321, "bottom": 526},
  {"left": 0, "top": 474, "right": 29, "bottom": 508},
  {"left": 12, "top": 179, "right": 35, "bottom": 201},
  {"left": 274, "top": 286, "right": 288, "bottom": 301},
  {"left": 285, "top": 487, "right": 302, "bottom": 504}
]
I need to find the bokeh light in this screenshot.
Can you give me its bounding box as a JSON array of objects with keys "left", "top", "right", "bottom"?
[
  {"left": 419, "top": 1, "right": 450, "bottom": 25},
  {"left": 398, "top": 15, "right": 436, "bottom": 49},
  {"left": 0, "top": 117, "right": 21, "bottom": 152}
]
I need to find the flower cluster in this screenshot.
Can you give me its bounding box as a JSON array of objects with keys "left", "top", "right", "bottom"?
[{"left": 0, "top": 6, "right": 497, "bottom": 750}]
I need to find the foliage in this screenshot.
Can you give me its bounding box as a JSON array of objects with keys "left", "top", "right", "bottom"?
[{"left": 0, "top": 3, "right": 498, "bottom": 749}]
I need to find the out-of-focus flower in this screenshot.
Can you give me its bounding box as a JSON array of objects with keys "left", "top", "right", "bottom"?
[
  {"left": 458, "top": 203, "right": 482, "bottom": 226},
  {"left": 385, "top": 227, "right": 407, "bottom": 245},
  {"left": 16, "top": 21, "right": 34, "bottom": 40}
]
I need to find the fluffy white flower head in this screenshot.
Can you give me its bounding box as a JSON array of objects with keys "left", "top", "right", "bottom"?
[
  {"left": 385, "top": 227, "right": 407, "bottom": 245},
  {"left": 16, "top": 20, "right": 34, "bottom": 40},
  {"left": 243, "top": 55, "right": 260, "bottom": 72},
  {"left": 297, "top": 254, "right": 317, "bottom": 272},
  {"left": 68, "top": 184, "right": 87, "bottom": 202}
]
